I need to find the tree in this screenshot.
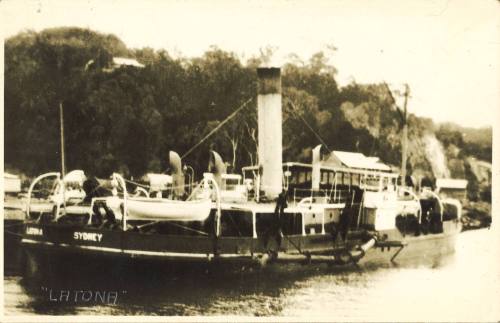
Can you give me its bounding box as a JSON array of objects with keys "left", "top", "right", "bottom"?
[
  {"left": 5, "top": 26, "right": 491, "bottom": 198},
  {"left": 5, "top": 28, "right": 131, "bottom": 175}
]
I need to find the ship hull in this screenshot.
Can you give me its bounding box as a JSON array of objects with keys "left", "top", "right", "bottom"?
[
  {"left": 15, "top": 219, "right": 462, "bottom": 279},
  {"left": 361, "top": 221, "right": 461, "bottom": 265},
  {"left": 4, "top": 219, "right": 25, "bottom": 273}
]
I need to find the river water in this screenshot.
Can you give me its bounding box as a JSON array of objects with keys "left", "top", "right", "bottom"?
[{"left": 4, "top": 228, "right": 500, "bottom": 320}]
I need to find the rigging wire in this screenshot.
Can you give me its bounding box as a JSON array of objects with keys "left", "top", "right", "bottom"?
[
  {"left": 123, "top": 178, "right": 150, "bottom": 189},
  {"left": 284, "top": 98, "right": 331, "bottom": 153},
  {"left": 181, "top": 98, "right": 254, "bottom": 159},
  {"left": 383, "top": 81, "right": 407, "bottom": 128}
]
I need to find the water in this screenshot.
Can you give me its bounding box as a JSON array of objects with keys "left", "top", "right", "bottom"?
[{"left": 4, "top": 228, "right": 500, "bottom": 320}]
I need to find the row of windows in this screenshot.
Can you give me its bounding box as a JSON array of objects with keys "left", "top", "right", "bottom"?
[{"left": 285, "top": 167, "right": 396, "bottom": 190}]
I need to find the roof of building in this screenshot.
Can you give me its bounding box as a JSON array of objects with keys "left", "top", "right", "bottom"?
[
  {"left": 112, "top": 57, "right": 145, "bottom": 68},
  {"left": 436, "top": 178, "right": 468, "bottom": 189},
  {"left": 328, "top": 151, "right": 392, "bottom": 171}
]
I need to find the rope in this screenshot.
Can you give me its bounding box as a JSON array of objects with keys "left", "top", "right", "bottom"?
[
  {"left": 356, "top": 191, "right": 364, "bottom": 228},
  {"left": 285, "top": 98, "right": 331, "bottom": 153},
  {"left": 124, "top": 178, "right": 199, "bottom": 192},
  {"left": 135, "top": 218, "right": 209, "bottom": 236},
  {"left": 87, "top": 178, "right": 114, "bottom": 195},
  {"left": 181, "top": 97, "right": 254, "bottom": 159},
  {"left": 5, "top": 229, "right": 25, "bottom": 238},
  {"left": 169, "top": 183, "right": 198, "bottom": 190},
  {"left": 123, "top": 178, "right": 150, "bottom": 189},
  {"left": 227, "top": 213, "right": 242, "bottom": 236},
  {"left": 163, "top": 221, "right": 209, "bottom": 236},
  {"left": 3, "top": 222, "right": 26, "bottom": 228},
  {"left": 282, "top": 233, "right": 303, "bottom": 254}
]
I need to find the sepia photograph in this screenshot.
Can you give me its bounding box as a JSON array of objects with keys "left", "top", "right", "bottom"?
[{"left": 1, "top": 0, "right": 499, "bottom": 321}]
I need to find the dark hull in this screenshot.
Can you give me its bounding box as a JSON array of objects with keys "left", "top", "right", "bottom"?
[
  {"left": 4, "top": 219, "right": 25, "bottom": 273},
  {"left": 15, "top": 220, "right": 462, "bottom": 278}
]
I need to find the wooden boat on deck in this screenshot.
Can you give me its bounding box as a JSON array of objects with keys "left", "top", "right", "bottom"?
[{"left": 126, "top": 198, "right": 212, "bottom": 222}]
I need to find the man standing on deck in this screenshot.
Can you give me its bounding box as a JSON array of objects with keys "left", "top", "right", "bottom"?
[
  {"left": 336, "top": 192, "right": 354, "bottom": 242},
  {"left": 275, "top": 189, "right": 288, "bottom": 246},
  {"left": 265, "top": 189, "right": 288, "bottom": 250}
]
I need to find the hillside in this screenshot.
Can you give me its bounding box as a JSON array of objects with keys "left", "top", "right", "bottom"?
[{"left": 4, "top": 28, "right": 491, "bottom": 202}]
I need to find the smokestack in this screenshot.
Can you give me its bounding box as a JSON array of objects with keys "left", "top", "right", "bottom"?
[
  {"left": 169, "top": 151, "right": 185, "bottom": 197},
  {"left": 257, "top": 67, "right": 283, "bottom": 198},
  {"left": 209, "top": 150, "right": 227, "bottom": 187}
]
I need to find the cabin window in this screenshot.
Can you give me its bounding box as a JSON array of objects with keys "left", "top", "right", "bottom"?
[
  {"left": 224, "top": 178, "right": 240, "bottom": 191},
  {"left": 343, "top": 173, "right": 351, "bottom": 186},
  {"left": 351, "top": 174, "right": 360, "bottom": 186},
  {"left": 298, "top": 171, "right": 306, "bottom": 184},
  {"left": 363, "top": 175, "right": 380, "bottom": 191},
  {"left": 329, "top": 172, "right": 335, "bottom": 184},
  {"left": 321, "top": 171, "right": 329, "bottom": 184},
  {"left": 381, "top": 176, "right": 388, "bottom": 189}
]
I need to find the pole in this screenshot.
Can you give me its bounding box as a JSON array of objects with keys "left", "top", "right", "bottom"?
[
  {"left": 401, "top": 84, "right": 409, "bottom": 189},
  {"left": 59, "top": 101, "right": 66, "bottom": 212},
  {"left": 186, "top": 165, "right": 194, "bottom": 194}
]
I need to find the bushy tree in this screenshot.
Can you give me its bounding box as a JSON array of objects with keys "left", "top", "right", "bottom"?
[{"left": 4, "top": 26, "right": 492, "bottom": 195}]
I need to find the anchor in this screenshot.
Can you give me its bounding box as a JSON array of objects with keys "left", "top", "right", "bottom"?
[{"left": 375, "top": 240, "right": 408, "bottom": 263}]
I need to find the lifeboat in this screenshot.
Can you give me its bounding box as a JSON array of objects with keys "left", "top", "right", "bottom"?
[{"left": 126, "top": 197, "right": 212, "bottom": 222}]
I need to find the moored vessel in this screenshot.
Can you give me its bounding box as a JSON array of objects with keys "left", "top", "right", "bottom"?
[{"left": 19, "top": 67, "right": 462, "bottom": 277}]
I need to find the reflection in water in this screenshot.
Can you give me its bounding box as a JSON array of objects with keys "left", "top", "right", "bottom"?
[{"left": 4, "top": 229, "right": 500, "bottom": 320}]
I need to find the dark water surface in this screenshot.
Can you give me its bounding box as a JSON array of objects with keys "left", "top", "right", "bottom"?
[{"left": 4, "top": 228, "right": 500, "bottom": 320}]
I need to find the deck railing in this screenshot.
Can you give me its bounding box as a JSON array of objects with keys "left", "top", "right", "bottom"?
[
  {"left": 26, "top": 172, "right": 62, "bottom": 221},
  {"left": 111, "top": 173, "right": 222, "bottom": 235},
  {"left": 291, "top": 188, "right": 351, "bottom": 206}
]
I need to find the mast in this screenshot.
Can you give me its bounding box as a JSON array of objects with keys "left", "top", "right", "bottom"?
[
  {"left": 59, "top": 101, "right": 66, "bottom": 210},
  {"left": 59, "top": 101, "right": 66, "bottom": 178},
  {"left": 401, "top": 84, "right": 409, "bottom": 188}
]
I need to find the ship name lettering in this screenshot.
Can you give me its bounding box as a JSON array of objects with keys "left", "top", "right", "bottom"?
[
  {"left": 73, "top": 232, "right": 103, "bottom": 242},
  {"left": 26, "top": 227, "right": 43, "bottom": 236}
]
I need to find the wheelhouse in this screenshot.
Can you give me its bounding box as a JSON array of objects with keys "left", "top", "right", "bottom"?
[{"left": 243, "top": 163, "right": 398, "bottom": 192}]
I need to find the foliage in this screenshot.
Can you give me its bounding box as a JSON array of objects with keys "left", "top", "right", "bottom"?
[
  {"left": 436, "top": 123, "right": 492, "bottom": 162},
  {"left": 4, "top": 26, "right": 492, "bottom": 202}
]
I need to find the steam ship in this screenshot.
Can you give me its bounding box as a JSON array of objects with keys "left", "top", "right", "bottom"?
[{"left": 18, "top": 68, "right": 462, "bottom": 277}]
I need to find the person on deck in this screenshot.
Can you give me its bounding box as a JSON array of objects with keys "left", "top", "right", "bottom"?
[
  {"left": 338, "top": 193, "right": 354, "bottom": 242},
  {"left": 275, "top": 189, "right": 288, "bottom": 243},
  {"left": 83, "top": 176, "right": 117, "bottom": 228},
  {"left": 264, "top": 189, "right": 288, "bottom": 250}
]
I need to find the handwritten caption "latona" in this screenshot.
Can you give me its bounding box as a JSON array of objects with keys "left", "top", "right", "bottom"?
[{"left": 41, "top": 287, "right": 127, "bottom": 304}]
